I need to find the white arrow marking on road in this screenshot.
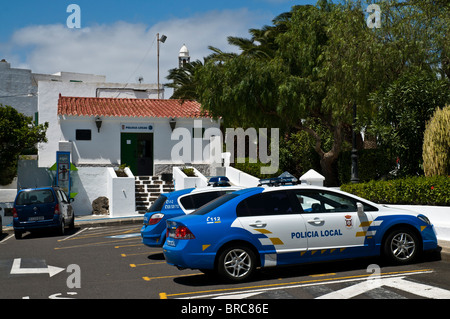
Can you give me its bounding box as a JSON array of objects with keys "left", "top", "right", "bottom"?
[
  {"left": 316, "top": 276, "right": 450, "bottom": 299},
  {"left": 10, "top": 258, "right": 65, "bottom": 278}
]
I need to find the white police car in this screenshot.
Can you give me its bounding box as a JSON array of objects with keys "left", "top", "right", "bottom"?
[
  {"left": 141, "top": 179, "right": 242, "bottom": 247},
  {"left": 163, "top": 178, "right": 438, "bottom": 282}
]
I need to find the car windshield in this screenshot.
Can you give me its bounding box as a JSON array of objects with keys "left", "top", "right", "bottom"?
[
  {"left": 192, "top": 194, "right": 238, "bottom": 216},
  {"left": 16, "top": 189, "right": 55, "bottom": 205}
]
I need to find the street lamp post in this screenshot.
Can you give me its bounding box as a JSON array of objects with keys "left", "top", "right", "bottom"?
[
  {"left": 157, "top": 33, "right": 167, "bottom": 99},
  {"left": 351, "top": 103, "right": 359, "bottom": 183}
]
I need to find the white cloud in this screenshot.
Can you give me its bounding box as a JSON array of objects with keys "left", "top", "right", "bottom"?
[{"left": 4, "top": 8, "right": 269, "bottom": 87}]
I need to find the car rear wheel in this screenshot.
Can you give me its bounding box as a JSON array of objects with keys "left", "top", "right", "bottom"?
[
  {"left": 217, "top": 246, "right": 256, "bottom": 282},
  {"left": 59, "top": 219, "right": 65, "bottom": 235},
  {"left": 384, "top": 228, "right": 420, "bottom": 264}
]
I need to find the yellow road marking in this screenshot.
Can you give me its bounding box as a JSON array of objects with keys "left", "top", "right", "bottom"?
[
  {"left": 54, "top": 237, "right": 139, "bottom": 250},
  {"left": 143, "top": 273, "right": 201, "bottom": 281},
  {"left": 159, "top": 269, "right": 433, "bottom": 299},
  {"left": 114, "top": 243, "right": 141, "bottom": 248},
  {"left": 310, "top": 273, "right": 336, "bottom": 277},
  {"left": 130, "top": 261, "right": 166, "bottom": 267},
  {"left": 58, "top": 227, "right": 141, "bottom": 241},
  {"left": 121, "top": 252, "right": 150, "bottom": 257}
]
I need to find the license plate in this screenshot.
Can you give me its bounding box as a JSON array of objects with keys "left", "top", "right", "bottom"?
[
  {"left": 166, "top": 239, "right": 176, "bottom": 247},
  {"left": 28, "top": 216, "right": 44, "bottom": 221}
]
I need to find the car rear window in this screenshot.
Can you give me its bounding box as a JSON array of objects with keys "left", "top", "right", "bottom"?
[
  {"left": 192, "top": 194, "right": 238, "bottom": 216},
  {"left": 180, "top": 191, "right": 228, "bottom": 210},
  {"left": 149, "top": 195, "right": 168, "bottom": 212},
  {"left": 15, "top": 189, "right": 55, "bottom": 205}
]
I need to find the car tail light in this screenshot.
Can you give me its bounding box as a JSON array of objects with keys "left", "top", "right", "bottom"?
[
  {"left": 13, "top": 208, "right": 18, "bottom": 218},
  {"left": 147, "top": 213, "right": 164, "bottom": 225},
  {"left": 54, "top": 204, "right": 60, "bottom": 215},
  {"left": 169, "top": 225, "right": 195, "bottom": 240}
]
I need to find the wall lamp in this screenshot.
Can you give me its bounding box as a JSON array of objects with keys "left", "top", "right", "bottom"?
[
  {"left": 95, "top": 116, "right": 103, "bottom": 133},
  {"left": 169, "top": 118, "right": 176, "bottom": 131}
]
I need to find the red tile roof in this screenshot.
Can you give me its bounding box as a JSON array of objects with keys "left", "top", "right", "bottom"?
[{"left": 58, "top": 95, "right": 209, "bottom": 118}]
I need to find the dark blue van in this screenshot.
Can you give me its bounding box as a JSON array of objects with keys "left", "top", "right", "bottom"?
[{"left": 13, "top": 187, "right": 75, "bottom": 239}]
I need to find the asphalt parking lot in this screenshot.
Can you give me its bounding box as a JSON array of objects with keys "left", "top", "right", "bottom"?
[{"left": 1, "top": 219, "right": 450, "bottom": 303}]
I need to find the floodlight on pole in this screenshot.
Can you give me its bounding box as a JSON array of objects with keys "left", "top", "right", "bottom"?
[{"left": 157, "top": 33, "right": 167, "bottom": 99}]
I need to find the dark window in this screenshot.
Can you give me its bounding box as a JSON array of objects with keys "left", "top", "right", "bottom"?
[
  {"left": 236, "top": 191, "right": 300, "bottom": 217},
  {"left": 192, "top": 194, "right": 238, "bottom": 216},
  {"left": 149, "top": 195, "right": 167, "bottom": 212},
  {"left": 76, "top": 129, "right": 92, "bottom": 141},
  {"left": 192, "top": 127, "right": 205, "bottom": 138},
  {"left": 180, "top": 191, "right": 226, "bottom": 210}
]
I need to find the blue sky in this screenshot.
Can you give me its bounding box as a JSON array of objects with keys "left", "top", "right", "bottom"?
[{"left": 0, "top": 0, "right": 316, "bottom": 87}]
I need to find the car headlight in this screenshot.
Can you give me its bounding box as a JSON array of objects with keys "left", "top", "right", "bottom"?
[{"left": 417, "top": 214, "right": 431, "bottom": 225}]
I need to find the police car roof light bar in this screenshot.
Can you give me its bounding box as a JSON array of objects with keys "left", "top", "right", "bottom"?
[{"left": 258, "top": 176, "right": 298, "bottom": 187}]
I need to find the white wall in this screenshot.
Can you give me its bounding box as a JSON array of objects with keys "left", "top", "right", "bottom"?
[
  {"left": 0, "top": 60, "right": 37, "bottom": 117},
  {"left": 106, "top": 167, "right": 136, "bottom": 217},
  {"left": 71, "top": 167, "right": 109, "bottom": 215}
]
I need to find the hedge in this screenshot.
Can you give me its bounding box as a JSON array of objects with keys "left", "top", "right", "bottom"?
[{"left": 341, "top": 175, "right": 450, "bottom": 206}]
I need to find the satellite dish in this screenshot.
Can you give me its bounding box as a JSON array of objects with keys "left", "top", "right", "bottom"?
[{"left": 136, "top": 76, "right": 144, "bottom": 84}]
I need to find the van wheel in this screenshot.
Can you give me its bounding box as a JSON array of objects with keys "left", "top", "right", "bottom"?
[
  {"left": 383, "top": 228, "right": 419, "bottom": 264},
  {"left": 14, "top": 231, "right": 22, "bottom": 239},
  {"left": 59, "top": 219, "right": 65, "bottom": 235},
  {"left": 69, "top": 215, "right": 75, "bottom": 229},
  {"left": 217, "top": 246, "right": 256, "bottom": 282}
]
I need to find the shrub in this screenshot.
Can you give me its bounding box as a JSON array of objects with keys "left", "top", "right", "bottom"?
[
  {"left": 341, "top": 175, "right": 450, "bottom": 206},
  {"left": 338, "top": 148, "right": 394, "bottom": 184},
  {"left": 423, "top": 105, "right": 450, "bottom": 177},
  {"left": 234, "top": 158, "right": 282, "bottom": 179}
]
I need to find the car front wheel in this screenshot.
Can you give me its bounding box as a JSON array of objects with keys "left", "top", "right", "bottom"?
[
  {"left": 217, "top": 246, "right": 256, "bottom": 282},
  {"left": 384, "top": 228, "right": 420, "bottom": 264}
]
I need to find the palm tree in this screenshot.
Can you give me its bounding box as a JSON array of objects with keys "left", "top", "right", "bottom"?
[
  {"left": 166, "top": 60, "right": 204, "bottom": 100},
  {"left": 166, "top": 10, "right": 293, "bottom": 98}
]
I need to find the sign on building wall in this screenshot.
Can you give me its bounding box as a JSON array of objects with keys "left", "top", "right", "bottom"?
[
  {"left": 56, "top": 151, "right": 71, "bottom": 195},
  {"left": 121, "top": 123, "right": 154, "bottom": 133}
]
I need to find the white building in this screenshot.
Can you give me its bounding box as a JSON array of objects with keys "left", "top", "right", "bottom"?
[
  {"left": 0, "top": 59, "right": 106, "bottom": 118},
  {"left": 2, "top": 51, "right": 221, "bottom": 217},
  {"left": 33, "top": 80, "right": 219, "bottom": 216}
]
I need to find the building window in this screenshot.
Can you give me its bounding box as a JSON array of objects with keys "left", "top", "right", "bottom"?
[
  {"left": 192, "top": 127, "right": 205, "bottom": 138},
  {"left": 76, "top": 129, "right": 92, "bottom": 141}
]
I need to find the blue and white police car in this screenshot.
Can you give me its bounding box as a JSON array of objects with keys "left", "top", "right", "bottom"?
[
  {"left": 163, "top": 178, "right": 438, "bottom": 282},
  {"left": 141, "top": 180, "right": 242, "bottom": 247}
]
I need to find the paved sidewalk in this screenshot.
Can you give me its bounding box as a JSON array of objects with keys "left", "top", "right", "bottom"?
[{"left": 75, "top": 214, "right": 144, "bottom": 228}]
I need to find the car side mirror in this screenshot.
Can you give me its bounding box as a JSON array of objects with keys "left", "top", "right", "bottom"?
[
  {"left": 357, "top": 202, "right": 364, "bottom": 215},
  {"left": 69, "top": 198, "right": 75, "bottom": 203}
]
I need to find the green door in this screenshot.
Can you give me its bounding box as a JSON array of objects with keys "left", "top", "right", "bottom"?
[
  {"left": 121, "top": 133, "right": 154, "bottom": 176},
  {"left": 121, "top": 133, "right": 138, "bottom": 175}
]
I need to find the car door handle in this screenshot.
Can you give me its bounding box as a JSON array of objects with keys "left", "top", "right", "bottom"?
[
  {"left": 249, "top": 221, "right": 267, "bottom": 228},
  {"left": 307, "top": 218, "right": 325, "bottom": 225}
]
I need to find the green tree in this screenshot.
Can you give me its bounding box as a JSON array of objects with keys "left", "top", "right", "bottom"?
[
  {"left": 0, "top": 105, "right": 48, "bottom": 185},
  {"left": 196, "top": 2, "right": 385, "bottom": 185},
  {"left": 172, "top": 0, "right": 449, "bottom": 184},
  {"left": 368, "top": 70, "right": 450, "bottom": 176}
]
